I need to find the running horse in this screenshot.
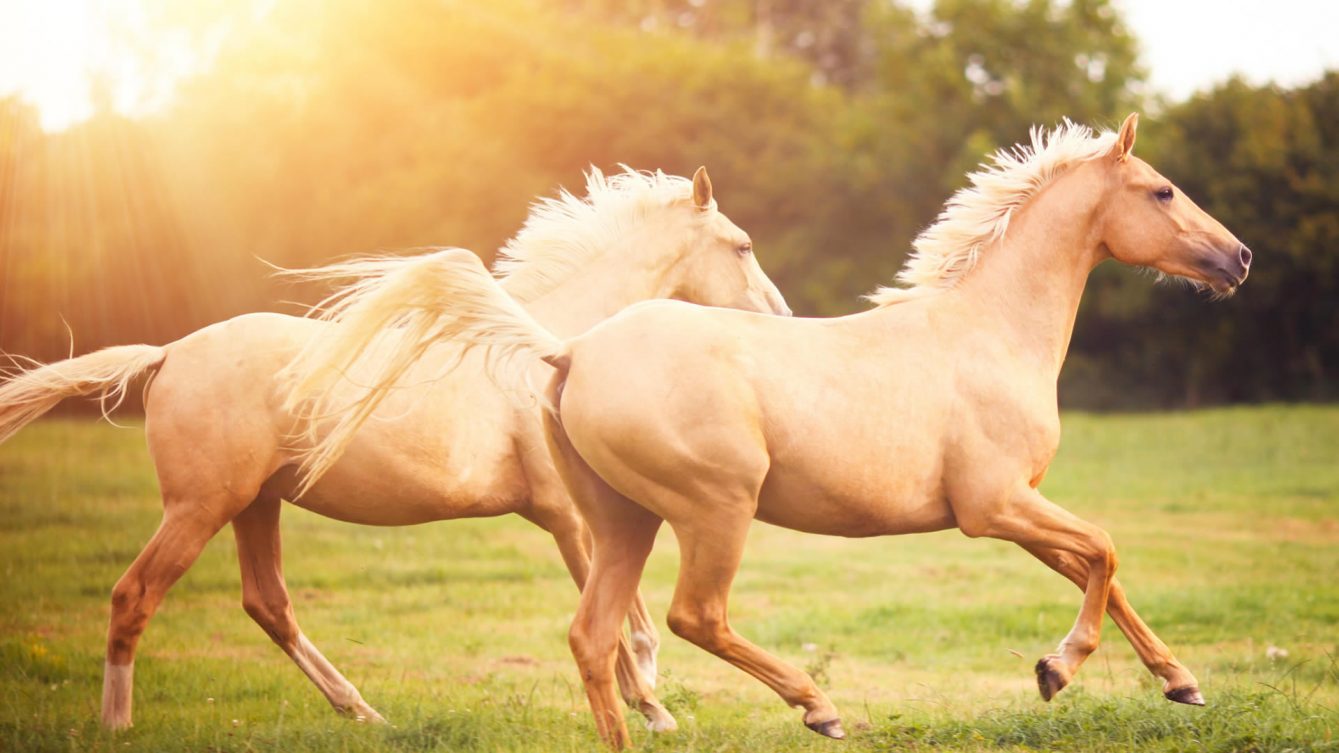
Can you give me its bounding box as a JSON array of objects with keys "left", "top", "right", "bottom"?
[
  {"left": 0, "top": 167, "right": 788, "bottom": 731},
  {"left": 289, "top": 114, "right": 1250, "bottom": 748}
]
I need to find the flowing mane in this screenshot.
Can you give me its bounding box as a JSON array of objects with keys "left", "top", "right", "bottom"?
[
  {"left": 495, "top": 166, "right": 698, "bottom": 302},
  {"left": 867, "top": 120, "right": 1117, "bottom": 306}
]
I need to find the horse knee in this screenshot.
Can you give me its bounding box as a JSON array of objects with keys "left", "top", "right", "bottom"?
[
  {"left": 666, "top": 607, "right": 728, "bottom": 652},
  {"left": 1087, "top": 529, "right": 1118, "bottom": 575},
  {"left": 110, "top": 577, "right": 144, "bottom": 613},
  {"left": 107, "top": 580, "right": 151, "bottom": 660},
  {"left": 568, "top": 621, "right": 619, "bottom": 677},
  {"left": 242, "top": 595, "right": 298, "bottom": 647}
]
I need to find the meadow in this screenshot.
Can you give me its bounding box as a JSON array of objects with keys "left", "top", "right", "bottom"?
[{"left": 1, "top": 407, "right": 1335, "bottom": 752}]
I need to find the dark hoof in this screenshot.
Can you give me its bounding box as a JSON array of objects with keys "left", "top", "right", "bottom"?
[
  {"left": 1165, "top": 685, "right": 1206, "bottom": 706},
  {"left": 806, "top": 718, "right": 846, "bottom": 740},
  {"left": 1035, "top": 658, "right": 1068, "bottom": 701}
]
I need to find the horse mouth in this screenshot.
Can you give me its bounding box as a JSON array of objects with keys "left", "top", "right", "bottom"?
[
  {"left": 1213, "top": 267, "right": 1249, "bottom": 296},
  {"left": 1197, "top": 272, "right": 1244, "bottom": 299}
]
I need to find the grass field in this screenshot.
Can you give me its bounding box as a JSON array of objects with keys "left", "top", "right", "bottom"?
[{"left": 1, "top": 407, "right": 1336, "bottom": 752}]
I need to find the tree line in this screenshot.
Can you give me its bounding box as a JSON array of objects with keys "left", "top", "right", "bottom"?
[{"left": 1, "top": 0, "right": 1335, "bottom": 408}]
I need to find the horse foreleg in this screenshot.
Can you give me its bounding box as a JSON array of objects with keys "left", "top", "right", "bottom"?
[
  {"left": 232, "top": 493, "right": 384, "bottom": 722},
  {"left": 1019, "top": 543, "right": 1202, "bottom": 704},
  {"left": 103, "top": 505, "right": 232, "bottom": 729},
  {"left": 958, "top": 486, "right": 1116, "bottom": 701}
]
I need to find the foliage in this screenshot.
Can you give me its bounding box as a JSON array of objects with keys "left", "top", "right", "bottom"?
[{"left": 0, "top": 0, "right": 1335, "bottom": 407}]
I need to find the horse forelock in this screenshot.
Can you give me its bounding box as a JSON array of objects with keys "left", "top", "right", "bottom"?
[
  {"left": 867, "top": 120, "right": 1119, "bottom": 307},
  {"left": 493, "top": 166, "right": 696, "bottom": 301}
]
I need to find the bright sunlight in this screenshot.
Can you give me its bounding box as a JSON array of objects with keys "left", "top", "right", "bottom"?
[{"left": 0, "top": 0, "right": 237, "bottom": 131}]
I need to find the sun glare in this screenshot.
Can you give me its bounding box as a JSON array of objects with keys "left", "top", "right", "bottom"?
[{"left": 0, "top": 0, "right": 222, "bottom": 132}]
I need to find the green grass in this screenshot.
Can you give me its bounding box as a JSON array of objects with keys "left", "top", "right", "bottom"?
[{"left": 1, "top": 406, "right": 1336, "bottom": 752}]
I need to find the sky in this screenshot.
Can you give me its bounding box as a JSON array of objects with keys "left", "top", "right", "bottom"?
[
  {"left": 1118, "top": 0, "right": 1339, "bottom": 99},
  {"left": 1, "top": 0, "right": 1337, "bottom": 130}
]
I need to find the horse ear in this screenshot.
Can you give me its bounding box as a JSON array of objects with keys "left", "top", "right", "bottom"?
[
  {"left": 692, "top": 166, "right": 714, "bottom": 210},
  {"left": 1112, "top": 112, "right": 1138, "bottom": 162}
]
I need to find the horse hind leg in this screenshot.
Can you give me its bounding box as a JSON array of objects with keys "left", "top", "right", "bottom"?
[
  {"left": 544, "top": 416, "right": 671, "bottom": 748},
  {"left": 102, "top": 500, "right": 237, "bottom": 728},
  {"left": 562, "top": 522, "right": 664, "bottom": 697},
  {"left": 518, "top": 473, "right": 665, "bottom": 713},
  {"left": 566, "top": 494, "right": 665, "bottom": 748},
  {"left": 664, "top": 510, "right": 844, "bottom": 739},
  {"left": 627, "top": 590, "right": 661, "bottom": 691},
  {"left": 232, "top": 492, "right": 384, "bottom": 722}
]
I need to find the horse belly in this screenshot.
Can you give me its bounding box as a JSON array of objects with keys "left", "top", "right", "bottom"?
[
  {"left": 278, "top": 419, "right": 528, "bottom": 526},
  {"left": 284, "top": 463, "right": 523, "bottom": 526},
  {"left": 756, "top": 466, "right": 955, "bottom": 537}
]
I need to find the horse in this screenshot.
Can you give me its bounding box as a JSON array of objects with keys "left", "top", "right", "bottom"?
[
  {"left": 285, "top": 114, "right": 1251, "bottom": 748},
  {"left": 0, "top": 166, "right": 789, "bottom": 732}
]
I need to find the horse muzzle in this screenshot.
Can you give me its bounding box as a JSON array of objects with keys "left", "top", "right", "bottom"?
[{"left": 1204, "top": 244, "right": 1251, "bottom": 295}]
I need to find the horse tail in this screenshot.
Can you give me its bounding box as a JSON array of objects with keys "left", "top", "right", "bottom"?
[
  {"left": 280, "top": 248, "right": 567, "bottom": 494},
  {"left": 0, "top": 344, "right": 166, "bottom": 445}
]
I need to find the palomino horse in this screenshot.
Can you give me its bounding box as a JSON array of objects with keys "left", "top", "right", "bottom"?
[
  {"left": 0, "top": 167, "right": 788, "bottom": 731},
  {"left": 287, "top": 114, "right": 1251, "bottom": 748}
]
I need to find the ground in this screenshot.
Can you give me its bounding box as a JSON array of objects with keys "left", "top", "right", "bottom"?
[{"left": 1, "top": 407, "right": 1336, "bottom": 752}]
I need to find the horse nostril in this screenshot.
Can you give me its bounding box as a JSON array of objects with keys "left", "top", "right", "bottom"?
[{"left": 1239, "top": 245, "right": 1252, "bottom": 268}]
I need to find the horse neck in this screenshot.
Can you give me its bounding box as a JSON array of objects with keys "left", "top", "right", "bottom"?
[
  {"left": 503, "top": 240, "right": 674, "bottom": 339},
  {"left": 946, "top": 169, "right": 1108, "bottom": 378}
]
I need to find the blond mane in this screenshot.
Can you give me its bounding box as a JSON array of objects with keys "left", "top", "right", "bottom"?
[
  {"left": 494, "top": 166, "right": 698, "bottom": 301},
  {"left": 867, "top": 120, "right": 1118, "bottom": 306}
]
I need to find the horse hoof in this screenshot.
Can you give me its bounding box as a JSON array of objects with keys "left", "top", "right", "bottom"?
[
  {"left": 805, "top": 718, "right": 846, "bottom": 739},
  {"left": 645, "top": 715, "right": 678, "bottom": 733},
  {"left": 1165, "top": 686, "right": 1205, "bottom": 706},
  {"left": 1035, "top": 658, "right": 1068, "bottom": 701},
  {"left": 643, "top": 704, "right": 678, "bottom": 733},
  {"left": 347, "top": 702, "right": 387, "bottom": 724}
]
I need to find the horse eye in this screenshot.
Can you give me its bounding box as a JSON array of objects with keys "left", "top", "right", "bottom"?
[
  {"left": 1155, "top": 186, "right": 1174, "bottom": 202},
  {"left": 736, "top": 241, "right": 753, "bottom": 256}
]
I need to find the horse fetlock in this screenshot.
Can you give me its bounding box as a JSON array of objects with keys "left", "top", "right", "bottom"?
[
  {"left": 355, "top": 701, "right": 388, "bottom": 724},
  {"left": 1061, "top": 628, "right": 1101, "bottom": 659},
  {"left": 640, "top": 701, "right": 678, "bottom": 733},
  {"left": 101, "top": 712, "right": 133, "bottom": 731},
  {"left": 101, "top": 662, "right": 134, "bottom": 730},
  {"left": 330, "top": 692, "right": 385, "bottom": 723},
  {"left": 1034, "top": 655, "right": 1072, "bottom": 701},
  {"left": 1156, "top": 659, "right": 1198, "bottom": 685},
  {"left": 1159, "top": 660, "right": 1205, "bottom": 707}
]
